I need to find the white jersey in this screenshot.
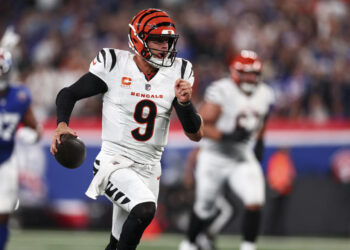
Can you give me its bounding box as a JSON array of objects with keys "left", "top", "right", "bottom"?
[
  {"left": 89, "top": 49, "right": 194, "bottom": 164},
  {"left": 200, "top": 77, "right": 274, "bottom": 158}
]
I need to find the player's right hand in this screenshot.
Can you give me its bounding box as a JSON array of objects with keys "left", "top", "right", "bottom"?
[
  {"left": 50, "top": 122, "right": 77, "bottom": 155},
  {"left": 174, "top": 78, "right": 192, "bottom": 103},
  {"left": 221, "top": 126, "right": 251, "bottom": 142}
]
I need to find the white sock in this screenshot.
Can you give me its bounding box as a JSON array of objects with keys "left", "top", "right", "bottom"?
[
  {"left": 179, "top": 240, "right": 198, "bottom": 250},
  {"left": 240, "top": 241, "right": 256, "bottom": 250}
]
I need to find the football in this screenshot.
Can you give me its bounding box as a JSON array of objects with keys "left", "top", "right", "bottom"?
[{"left": 54, "top": 134, "right": 86, "bottom": 169}]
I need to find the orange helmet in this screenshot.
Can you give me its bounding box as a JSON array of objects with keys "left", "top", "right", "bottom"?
[
  {"left": 229, "top": 50, "right": 262, "bottom": 95},
  {"left": 128, "top": 8, "right": 179, "bottom": 68}
]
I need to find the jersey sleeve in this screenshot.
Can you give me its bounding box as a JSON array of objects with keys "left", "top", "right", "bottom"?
[
  {"left": 89, "top": 48, "right": 118, "bottom": 83},
  {"left": 180, "top": 59, "right": 194, "bottom": 86},
  {"left": 204, "top": 82, "right": 225, "bottom": 106}
]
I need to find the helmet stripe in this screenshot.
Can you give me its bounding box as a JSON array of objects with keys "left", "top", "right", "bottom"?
[
  {"left": 139, "top": 11, "right": 166, "bottom": 25},
  {"left": 136, "top": 10, "right": 162, "bottom": 31},
  {"left": 141, "top": 15, "right": 168, "bottom": 33},
  {"left": 130, "top": 9, "right": 160, "bottom": 37},
  {"left": 147, "top": 22, "right": 175, "bottom": 33},
  {"left": 131, "top": 9, "right": 149, "bottom": 25}
]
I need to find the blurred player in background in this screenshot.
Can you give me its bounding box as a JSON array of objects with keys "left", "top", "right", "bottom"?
[
  {"left": 50, "top": 8, "right": 203, "bottom": 250},
  {"left": 179, "top": 50, "right": 274, "bottom": 250},
  {"left": 183, "top": 147, "right": 234, "bottom": 250},
  {"left": 0, "top": 29, "right": 41, "bottom": 250}
]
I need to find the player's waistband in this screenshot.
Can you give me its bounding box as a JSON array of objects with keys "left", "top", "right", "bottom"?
[{"left": 101, "top": 140, "right": 162, "bottom": 165}]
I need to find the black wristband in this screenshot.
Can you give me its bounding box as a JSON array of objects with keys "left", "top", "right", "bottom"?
[{"left": 173, "top": 98, "right": 202, "bottom": 134}]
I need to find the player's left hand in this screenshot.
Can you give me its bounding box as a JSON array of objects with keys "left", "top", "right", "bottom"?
[{"left": 175, "top": 78, "right": 192, "bottom": 103}]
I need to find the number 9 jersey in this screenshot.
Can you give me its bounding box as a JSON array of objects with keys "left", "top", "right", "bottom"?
[{"left": 89, "top": 48, "right": 194, "bottom": 164}]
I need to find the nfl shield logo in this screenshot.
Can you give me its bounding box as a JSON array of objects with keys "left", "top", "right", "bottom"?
[{"left": 145, "top": 84, "right": 151, "bottom": 91}]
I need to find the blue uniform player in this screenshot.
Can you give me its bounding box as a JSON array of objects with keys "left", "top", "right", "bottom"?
[{"left": 0, "top": 48, "right": 41, "bottom": 250}]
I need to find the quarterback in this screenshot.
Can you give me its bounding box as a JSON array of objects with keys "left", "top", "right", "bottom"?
[
  {"left": 0, "top": 48, "right": 41, "bottom": 250},
  {"left": 50, "top": 8, "right": 203, "bottom": 250},
  {"left": 180, "top": 50, "right": 274, "bottom": 250}
]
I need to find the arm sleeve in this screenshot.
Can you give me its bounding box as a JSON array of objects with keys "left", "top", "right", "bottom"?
[{"left": 56, "top": 72, "right": 108, "bottom": 125}]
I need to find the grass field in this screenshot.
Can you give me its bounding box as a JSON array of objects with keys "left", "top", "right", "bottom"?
[{"left": 7, "top": 229, "right": 350, "bottom": 250}]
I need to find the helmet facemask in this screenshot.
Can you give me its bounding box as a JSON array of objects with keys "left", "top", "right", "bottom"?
[{"left": 145, "top": 33, "right": 179, "bottom": 68}]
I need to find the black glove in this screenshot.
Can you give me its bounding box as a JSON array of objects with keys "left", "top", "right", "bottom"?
[{"left": 221, "top": 126, "right": 251, "bottom": 142}]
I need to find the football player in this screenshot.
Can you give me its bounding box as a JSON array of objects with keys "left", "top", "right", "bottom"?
[
  {"left": 183, "top": 147, "right": 234, "bottom": 250},
  {"left": 179, "top": 50, "right": 274, "bottom": 250},
  {"left": 50, "top": 8, "right": 203, "bottom": 250},
  {"left": 0, "top": 48, "right": 41, "bottom": 250}
]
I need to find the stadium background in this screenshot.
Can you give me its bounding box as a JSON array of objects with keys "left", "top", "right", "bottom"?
[{"left": 1, "top": 0, "right": 350, "bottom": 249}]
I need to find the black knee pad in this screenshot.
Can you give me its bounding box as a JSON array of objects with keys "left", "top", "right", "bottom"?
[
  {"left": 116, "top": 202, "right": 156, "bottom": 250},
  {"left": 129, "top": 202, "right": 156, "bottom": 226}
]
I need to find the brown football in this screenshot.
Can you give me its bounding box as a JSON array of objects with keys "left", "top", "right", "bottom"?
[{"left": 54, "top": 134, "right": 86, "bottom": 169}]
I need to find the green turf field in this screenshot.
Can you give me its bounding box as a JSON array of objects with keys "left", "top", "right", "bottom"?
[{"left": 7, "top": 230, "right": 350, "bottom": 250}]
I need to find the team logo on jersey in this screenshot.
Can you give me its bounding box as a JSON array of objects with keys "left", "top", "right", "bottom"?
[
  {"left": 121, "top": 77, "right": 132, "bottom": 88},
  {"left": 145, "top": 84, "right": 151, "bottom": 91},
  {"left": 131, "top": 92, "right": 163, "bottom": 99}
]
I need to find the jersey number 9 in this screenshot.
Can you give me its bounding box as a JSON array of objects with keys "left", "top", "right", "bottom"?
[{"left": 131, "top": 100, "right": 157, "bottom": 141}]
